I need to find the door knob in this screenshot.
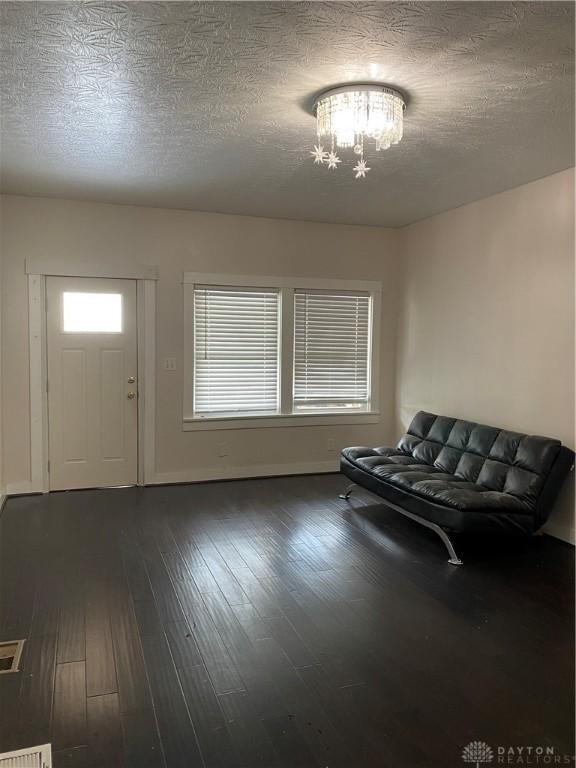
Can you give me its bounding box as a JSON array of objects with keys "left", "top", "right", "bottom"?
[
  {"left": 127, "top": 376, "right": 135, "bottom": 384},
  {"left": 127, "top": 391, "right": 136, "bottom": 399}
]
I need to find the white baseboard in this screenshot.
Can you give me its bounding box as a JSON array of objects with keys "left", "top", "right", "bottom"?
[
  {"left": 543, "top": 520, "right": 575, "bottom": 545},
  {"left": 5, "top": 480, "right": 37, "bottom": 496},
  {"left": 151, "top": 460, "right": 339, "bottom": 486},
  {"left": 2, "top": 462, "right": 339, "bottom": 496}
]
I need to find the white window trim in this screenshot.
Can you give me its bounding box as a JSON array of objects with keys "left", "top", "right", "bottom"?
[
  {"left": 26, "top": 257, "right": 158, "bottom": 281},
  {"left": 182, "top": 272, "right": 381, "bottom": 431}
]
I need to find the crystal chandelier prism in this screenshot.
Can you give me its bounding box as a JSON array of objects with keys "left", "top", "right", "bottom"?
[{"left": 311, "top": 84, "right": 406, "bottom": 179}]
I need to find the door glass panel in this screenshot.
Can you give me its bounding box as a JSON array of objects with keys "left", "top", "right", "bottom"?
[{"left": 63, "top": 292, "right": 123, "bottom": 333}]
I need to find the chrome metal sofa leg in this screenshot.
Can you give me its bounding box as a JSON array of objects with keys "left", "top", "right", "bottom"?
[
  {"left": 338, "top": 477, "right": 464, "bottom": 564},
  {"left": 433, "top": 524, "right": 463, "bottom": 566},
  {"left": 339, "top": 483, "right": 355, "bottom": 500}
]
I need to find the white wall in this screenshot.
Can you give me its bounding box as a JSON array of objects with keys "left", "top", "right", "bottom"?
[
  {"left": 0, "top": 195, "right": 401, "bottom": 490},
  {"left": 0, "top": 199, "right": 4, "bottom": 506},
  {"left": 397, "top": 169, "right": 575, "bottom": 542}
]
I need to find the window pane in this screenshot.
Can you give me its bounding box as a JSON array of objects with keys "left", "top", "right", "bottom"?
[
  {"left": 293, "top": 291, "right": 371, "bottom": 412},
  {"left": 63, "top": 292, "right": 122, "bottom": 333},
  {"left": 194, "top": 286, "right": 279, "bottom": 415}
]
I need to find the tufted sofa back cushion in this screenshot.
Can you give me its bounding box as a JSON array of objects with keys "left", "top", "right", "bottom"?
[{"left": 396, "top": 411, "right": 561, "bottom": 507}]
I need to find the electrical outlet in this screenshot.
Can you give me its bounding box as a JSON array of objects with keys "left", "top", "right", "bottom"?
[
  {"left": 163, "top": 357, "right": 177, "bottom": 371},
  {"left": 327, "top": 438, "right": 336, "bottom": 453},
  {"left": 217, "top": 442, "right": 230, "bottom": 458}
]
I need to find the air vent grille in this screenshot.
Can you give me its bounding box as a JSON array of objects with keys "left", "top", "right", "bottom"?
[
  {"left": 0, "top": 640, "right": 25, "bottom": 674},
  {"left": 0, "top": 744, "right": 51, "bottom": 767}
]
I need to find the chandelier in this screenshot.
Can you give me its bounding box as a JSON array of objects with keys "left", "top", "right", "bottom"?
[{"left": 310, "top": 84, "right": 406, "bottom": 179}]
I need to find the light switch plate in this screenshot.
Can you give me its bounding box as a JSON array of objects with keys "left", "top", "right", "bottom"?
[{"left": 163, "top": 357, "right": 177, "bottom": 371}]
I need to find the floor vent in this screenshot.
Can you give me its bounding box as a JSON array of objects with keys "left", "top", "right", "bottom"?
[
  {"left": 0, "top": 744, "right": 51, "bottom": 767},
  {"left": 0, "top": 640, "right": 25, "bottom": 674}
]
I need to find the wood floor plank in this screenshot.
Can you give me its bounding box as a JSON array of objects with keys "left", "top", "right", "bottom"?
[
  {"left": 57, "top": 582, "right": 86, "bottom": 664},
  {"left": 199, "top": 593, "right": 285, "bottom": 719},
  {"left": 52, "top": 661, "right": 87, "bottom": 752},
  {"left": 218, "top": 690, "right": 279, "bottom": 768},
  {"left": 172, "top": 589, "right": 246, "bottom": 695},
  {"left": 52, "top": 746, "right": 89, "bottom": 768},
  {"left": 0, "top": 672, "right": 24, "bottom": 753},
  {"left": 140, "top": 631, "right": 205, "bottom": 768},
  {"left": 141, "top": 545, "right": 190, "bottom": 625},
  {"left": 260, "top": 616, "right": 318, "bottom": 669},
  {"left": 178, "top": 664, "right": 240, "bottom": 768},
  {"left": 132, "top": 598, "right": 164, "bottom": 638},
  {"left": 164, "top": 620, "right": 203, "bottom": 669},
  {"left": 85, "top": 581, "right": 117, "bottom": 697},
  {"left": 87, "top": 693, "right": 123, "bottom": 768},
  {"left": 261, "top": 715, "right": 318, "bottom": 768},
  {"left": 120, "top": 534, "right": 156, "bottom": 604},
  {"left": 16, "top": 632, "right": 57, "bottom": 749},
  {"left": 108, "top": 586, "right": 154, "bottom": 715},
  {"left": 253, "top": 639, "right": 353, "bottom": 768},
  {"left": 120, "top": 707, "right": 166, "bottom": 768},
  {"left": 197, "top": 541, "right": 251, "bottom": 606},
  {"left": 28, "top": 576, "right": 60, "bottom": 638}
]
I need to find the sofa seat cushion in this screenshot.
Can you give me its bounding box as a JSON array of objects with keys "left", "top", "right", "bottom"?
[{"left": 342, "top": 446, "right": 530, "bottom": 514}]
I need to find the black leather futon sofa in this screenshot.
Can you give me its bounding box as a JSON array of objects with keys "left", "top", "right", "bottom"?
[{"left": 340, "top": 411, "right": 574, "bottom": 565}]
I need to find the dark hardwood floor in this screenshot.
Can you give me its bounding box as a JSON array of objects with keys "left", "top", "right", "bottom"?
[{"left": 0, "top": 474, "right": 574, "bottom": 767}]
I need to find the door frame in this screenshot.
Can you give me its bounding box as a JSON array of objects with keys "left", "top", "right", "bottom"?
[{"left": 26, "top": 259, "right": 158, "bottom": 492}]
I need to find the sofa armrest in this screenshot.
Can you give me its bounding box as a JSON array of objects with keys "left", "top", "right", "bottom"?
[{"left": 534, "top": 445, "right": 575, "bottom": 528}]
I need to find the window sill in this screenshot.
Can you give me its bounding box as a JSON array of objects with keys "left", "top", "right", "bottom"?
[{"left": 182, "top": 411, "right": 380, "bottom": 431}]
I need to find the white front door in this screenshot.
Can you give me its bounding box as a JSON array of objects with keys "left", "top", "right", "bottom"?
[{"left": 46, "top": 276, "right": 138, "bottom": 490}]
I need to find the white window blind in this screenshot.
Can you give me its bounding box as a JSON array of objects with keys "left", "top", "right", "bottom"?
[
  {"left": 293, "top": 290, "right": 371, "bottom": 411},
  {"left": 193, "top": 286, "right": 279, "bottom": 415}
]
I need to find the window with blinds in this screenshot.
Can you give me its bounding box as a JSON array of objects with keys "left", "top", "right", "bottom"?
[
  {"left": 293, "top": 290, "right": 371, "bottom": 412},
  {"left": 193, "top": 286, "right": 280, "bottom": 415}
]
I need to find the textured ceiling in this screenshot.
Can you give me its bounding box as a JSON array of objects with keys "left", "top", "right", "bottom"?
[{"left": 0, "top": 1, "right": 574, "bottom": 227}]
